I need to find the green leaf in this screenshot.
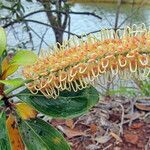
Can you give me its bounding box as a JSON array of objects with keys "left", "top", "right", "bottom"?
[
  {"left": 109, "top": 87, "right": 136, "bottom": 97},
  {"left": 18, "top": 118, "right": 71, "bottom": 150},
  {"left": 0, "top": 78, "right": 24, "bottom": 87},
  {"left": 17, "top": 87, "right": 99, "bottom": 118},
  {"left": 10, "top": 50, "right": 37, "bottom": 66},
  {"left": 0, "top": 101, "right": 3, "bottom": 106},
  {"left": 0, "top": 112, "right": 11, "bottom": 150},
  {"left": 140, "top": 80, "right": 150, "bottom": 96},
  {"left": 0, "top": 27, "right": 6, "bottom": 57},
  {"left": 4, "top": 79, "right": 31, "bottom": 95}
]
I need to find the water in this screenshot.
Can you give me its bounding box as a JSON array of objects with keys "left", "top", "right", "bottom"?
[
  {"left": 71, "top": 2, "right": 150, "bottom": 32},
  {"left": 3, "top": 1, "right": 150, "bottom": 51}
]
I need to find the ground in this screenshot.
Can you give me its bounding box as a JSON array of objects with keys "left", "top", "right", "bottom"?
[{"left": 51, "top": 96, "right": 150, "bottom": 150}]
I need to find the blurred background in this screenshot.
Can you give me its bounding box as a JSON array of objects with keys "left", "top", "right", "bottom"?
[{"left": 0, "top": 0, "right": 150, "bottom": 53}]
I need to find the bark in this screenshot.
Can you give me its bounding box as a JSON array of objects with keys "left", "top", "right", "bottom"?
[
  {"left": 54, "top": 30, "right": 64, "bottom": 45},
  {"left": 39, "top": 0, "right": 69, "bottom": 46}
]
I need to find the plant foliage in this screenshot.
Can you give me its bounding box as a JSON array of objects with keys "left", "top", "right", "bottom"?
[
  {"left": 0, "top": 24, "right": 149, "bottom": 149},
  {"left": 0, "top": 27, "right": 99, "bottom": 150}
]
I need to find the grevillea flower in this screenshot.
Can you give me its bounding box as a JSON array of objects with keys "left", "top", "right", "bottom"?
[{"left": 23, "top": 24, "right": 150, "bottom": 99}]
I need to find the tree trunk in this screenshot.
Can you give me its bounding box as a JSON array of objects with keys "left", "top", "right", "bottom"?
[
  {"left": 54, "top": 30, "right": 63, "bottom": 45},
  {"left": 39, "top": 0, "right": 69, "bottom": 47}
]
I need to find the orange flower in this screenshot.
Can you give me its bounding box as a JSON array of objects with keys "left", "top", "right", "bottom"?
[{"left": 23, "top": 24, "right": 150, "bottom": 99}]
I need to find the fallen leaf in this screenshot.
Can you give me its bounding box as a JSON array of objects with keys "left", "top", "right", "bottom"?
[
  {"left": 135, "top": 103, "right": 150, "bottom": 111},
  {"left": 110, "top": 132, "right": 122, "bottom": 143},
  {"left": 51, "top": 119, "right": 65, "bottom": 127},
  {"left": 124, "top": 112, "right": 141, "bottom": 120},
  {"left": 65, "top": 119, "right": 74, "bottom": 129},
  {"left": 6, "top": 115, "right": 25, "bottom": 150},
  {"left": 95, "top": 135, "right": 111, "bottom": 144},
  {"left": 114, "top": 147, "right": 121, "bottom": 150},
  {"left": 90, "top": 124, "right": 97, "bottom": 133},
  {"left": 86, "top": 144, "right": 100, "bottom": 150},
  {"left": 144, "top": 114, "right": 150, "bottom": 124},
  {"left": 124, "top": 133, "right": 139, "bottom": 144},
  {"left": 137, "top": 142, "right": 144, "bottom": 148},
  {"left": 57, "top": 125, "right": 86, "bottom": 139},
  {"left": 130, "top": 122, "right": 144, "bottom": 129}
]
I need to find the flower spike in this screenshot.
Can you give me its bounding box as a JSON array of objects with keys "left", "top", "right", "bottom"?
[{"left": 23, "top": 24, "right": 150, "bottom": 99}]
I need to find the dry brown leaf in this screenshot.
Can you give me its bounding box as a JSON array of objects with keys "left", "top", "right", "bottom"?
[
  {"left": 130, "top": 122, "right": 144, "bottom": 129},
  {"left": 65, "top": 119, "right": 74, "bottom": 129},
  {"left": 110, "top": 132, "right": 122, "bottom": 143},
  {"left": 135, "top": 103, "right": 150, "bottom": 111},
  {"left": 124, "top": 112, "right": 141, "bottom": 119},
  {"left": 124, "top": 133, "right": 139, "bottom": 144},
  {"left": 95, "top": 135, "right": 111, "bottom": 144},
  {"left": 57, "top": 125, "right": 86, "bottom": 139},
  {"left": 6, "top": 115, "right": 25, "bottom": 150},
  {"left": 90, "top": 124, "right": 97, "bottom": 133},
  {"left": 86, "top": 144, "right": 100, "bottom": 150},
  {"left": 51, "top": 119, "right": 65, "bottom": 127}
]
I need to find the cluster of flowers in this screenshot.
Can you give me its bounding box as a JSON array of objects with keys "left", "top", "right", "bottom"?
[{"left": 23, "top": 24, "right": 150, "bottom": 99}]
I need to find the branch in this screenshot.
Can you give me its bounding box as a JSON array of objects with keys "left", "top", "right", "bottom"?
[
  {"left": 22, "top": 9, "right": 102, "bottom": 20},
  {"left": 2, "top": 8, "right": 102, "bottom": 39},
  {"left": 62, "top": 10, "right": 69, "bottom": 29},
  {"left": 29, "top": 26, "right": 49, "bottom": 46},
  {"left": 24, "top": 19, "right": 80, "bottom": 37},
  {"left": 67, "top": 14, "right": 71, "bottom": 40},
  {"left": 2, "top": 19, "right": 80, "bottom": 37},
  {"left": 69, "top": 11, "right": 102, "bottom": 20}
]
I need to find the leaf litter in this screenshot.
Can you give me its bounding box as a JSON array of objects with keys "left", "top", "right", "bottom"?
[{"left": 49, "top": 95, "right": 150, "bottom": 150}]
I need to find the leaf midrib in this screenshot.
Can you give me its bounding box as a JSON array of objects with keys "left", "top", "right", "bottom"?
[
  {"left": 23, "top": 120, "right": 50, "bottom": 150},
  {"left": 17, "top": 93, "right": 98, "bottom": 99}
]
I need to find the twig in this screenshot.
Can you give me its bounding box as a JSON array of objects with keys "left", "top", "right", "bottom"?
[
  {"left": 99, "top": 10, "right": 113, "bottom": 27},
  {"left": 38, "top": 28, "right": 49, "bottom": 55},
  {"left": 145, "top": 137, "right": 150, "bottom": 150},
  {"left": 129, "top": 0, "right": 136, "bottom": 25},
  {"left": 114, "top": 0, "right": 122, "bottom": 30},
  {"left": 118, "top": 0, "right": 147, "bottom": 28},
  {"left": 19, "top": 8, "right": 34, "bottom": 50},
  {"left": 69, "top": 11, "right": 102, "bottom": 20},
  {"left": 103, "top": 144, "right": 113, "bottom": 150},
  {"left": 137, "top": 97, "right": 150, "bottom": 101},
  {"left": 129, "top": 97, "right": 137, "bottom": 126},
  {"left": 23, "top": 22, "right": 34, "bottom": 50},
  {"left": 143, "top": 112, "right": 150, "bottom": 120},
  {"left": 68, "top": 14, "right": 71, "bottom": 40},
  {"left": 117, "top": 102, "right": 125, "bottom": 135},
  {"left": 28, "top": 27, "right": 49, "bottom": 46}
]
